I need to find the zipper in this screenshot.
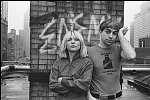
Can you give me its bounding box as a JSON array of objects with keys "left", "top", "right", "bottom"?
[{"left": 68, "top": 60, "right": 72, "bottom": 77}]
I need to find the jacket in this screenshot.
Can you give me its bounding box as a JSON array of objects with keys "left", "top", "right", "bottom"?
[{"left": 49, "top": 52, "right": 93, "bottom": 100}]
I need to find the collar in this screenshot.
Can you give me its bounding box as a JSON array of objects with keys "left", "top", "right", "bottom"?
[{"left": 66, "top": 51, "right": 81, "bottom": 62}]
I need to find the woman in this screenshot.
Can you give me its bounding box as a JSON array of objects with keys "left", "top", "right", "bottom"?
[{"left": 49, "top": 30, "right": 93, "bottom": 100}]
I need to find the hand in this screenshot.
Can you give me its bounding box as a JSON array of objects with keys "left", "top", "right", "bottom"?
[
  {"left": 60, "top": 76, "right": 72, "bottom": 87},
  {"left": 58, "top": 77, "right": 62, "bottom": 83},
  {"left": 58, "top": 77, "right": 72, "bottom": 83},
  {"left": 119, "top": 26, "right": 129, "bottom": 36},
  {"left": 62, "top": 76, "right": 72, "bottom": 80}
]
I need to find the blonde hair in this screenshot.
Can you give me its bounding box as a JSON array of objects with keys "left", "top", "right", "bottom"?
[{"left": 59, "top": 31, "right": 88, "bottom": 58}]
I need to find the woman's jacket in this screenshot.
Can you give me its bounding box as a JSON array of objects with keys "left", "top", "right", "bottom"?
[{"left": 49, "top": 53, "right": 93, "bottom": 99}]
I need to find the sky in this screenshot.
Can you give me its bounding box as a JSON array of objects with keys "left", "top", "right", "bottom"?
[
  {"left": 124, "top": 1, "right": 149, "bottom": 41},
  {"left": 8, "top": 1, "right": 148, "bottom": 41},
  {"left": 8, "top": 1, "right": 30, "bottom": 34}
]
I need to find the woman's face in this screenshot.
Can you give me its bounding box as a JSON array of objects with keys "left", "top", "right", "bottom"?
[{"left": 66, "top": 34, "right": 81, "bottom": 52}]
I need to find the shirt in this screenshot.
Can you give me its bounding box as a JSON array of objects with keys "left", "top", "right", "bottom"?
[{"left": 87, "top": 44, "right": 122, "bottom": 95}]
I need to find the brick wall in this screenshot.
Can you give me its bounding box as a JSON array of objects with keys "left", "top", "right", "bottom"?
[
  {"left": 30, "top": 1, "right": 124, "bottom": 71},
  {"left": 29, "top": 1, "right": 124, "bottom": 100}
]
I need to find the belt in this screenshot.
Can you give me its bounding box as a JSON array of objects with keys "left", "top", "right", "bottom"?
[{"left": 91, "top": 91, "right": 122, "bottom": 99}]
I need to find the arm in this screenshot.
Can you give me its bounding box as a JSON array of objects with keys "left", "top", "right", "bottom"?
[
  {"left": 49, "top": 60, "right": 70, "bottom": 94},
  {"left": 118, "top": 26, "right": 136, "bottom": 59},
  {"left": 61, "top": 60, "right": 93, "bottom": 93}
]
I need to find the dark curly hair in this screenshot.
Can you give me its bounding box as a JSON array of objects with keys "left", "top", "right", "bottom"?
[{"left": 99, "top": 18, "right": 123, "bottom": 32}]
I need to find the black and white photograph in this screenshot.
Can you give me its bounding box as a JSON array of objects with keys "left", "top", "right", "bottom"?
[{"left": 1, "top": 1, "right": 150, "bottom": 100}]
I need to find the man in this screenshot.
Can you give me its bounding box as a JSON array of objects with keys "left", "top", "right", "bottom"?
[{"left": 87, "top": 16, "right": 136, "bottom": 100}]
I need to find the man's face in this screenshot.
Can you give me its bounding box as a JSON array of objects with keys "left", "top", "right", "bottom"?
[{"left": 101, "top": 27, "right": 119, "bottom": 46}]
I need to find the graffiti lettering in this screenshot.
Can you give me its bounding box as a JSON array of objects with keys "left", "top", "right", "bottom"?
[
  {"left": 88, "top": 15, "right": 99, "bottom": 42},
  {"left": 57, "top": 18, "right": 68, "bottom": 46},
  {"left": 39, "top": 12, "right": 101, "bottom": 54},
  {"left": 39, "top": 18, "right": 57, "bottom": 53}
]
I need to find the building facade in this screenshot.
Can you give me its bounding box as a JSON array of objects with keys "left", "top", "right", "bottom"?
[
  {"left": 7, "top": 29, "right": 28, "bottom": 62},
  {"left": 15, "top": 35, "right": 25, "bottom": 61},
  {"left": 133, "top": 2, "right": 150, "bottom": 48},
  {"left": 1, "top": 1, "right": 8, "bottom": 61},
  {"left": 135, "top": 36, "right": 150, "bottom": 64},
  {"left": 130, "top": 22, "right": 134, "bottom": 47},
  {"left": 7, "top": 29, "right": 16, "bottom": 61},
  {"left": 16, "top": 7, "right": 30, "bottom": 62},
  {"left": 135, "top": 47, "right": 150, "bottom": 64},
  {"left": 132, "top": 2, "right": 150, "bottom": 64},
  {"left": 23, "top": 7, "right": 30, "bottom": 58},
  {"left": 19, "top": 29, "right": 29, "bottom": 62},
  {"left": 1, "top": 1, "right": 8, "bottom": 21},
  {"left": 139, "top": 36, "right": 150, "bottom": 47}
]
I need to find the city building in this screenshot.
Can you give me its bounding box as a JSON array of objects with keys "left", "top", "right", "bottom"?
[
  {"left": 139, "top": 36, "right": 150, "bottom": 47},
  {"left": 15, "top": 35, "right": 25, "bottom": 61},
  {"left": 23, "top": 7, "right": 30, "bottom": 57},
  {"left": 19, "top": 7, "right": 30, "bottom": 60},
  {"left": 135, "top": 47, "right": 150, "bottom": 64},
  {"left": 1, "top": 1, "right": 8, "bottom": 61},
  {"left": 133, "top": 2, "right": 150, "bottom": 48},
  {"left": 1, "top": 1, "right": 8, "bottom": 21},
  {"left": 135, "top": 36, "right": 150, "bottom": 64},
  {"left": 130, "top": 22, "right": 134, "bottom": 47},
  {"left": 131, "top": 1, "right": 150, "bottom": 64},
  {"left": 19, "top": 29, "right": 29, "bottom": 62},
  {"left": 7, "top": 29, "right": 16, "bottom": 61}
]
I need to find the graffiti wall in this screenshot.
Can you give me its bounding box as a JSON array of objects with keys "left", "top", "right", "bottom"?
[
  {"left": 30, "top": 1, "right": 124, "bottom": 71},
  {"left": 29, "top": 1, "right": 124, "bottom": 100}
]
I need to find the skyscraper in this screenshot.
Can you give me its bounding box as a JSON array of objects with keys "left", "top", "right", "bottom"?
[
  {"left": 23, "top": 7, "right": 30, "bottom": 57},
  {"left": 7, "top": 29, "right": 16, "bottom": 61},
  {"left": 131, "top": 2, "right": 150, "bottom": 64},
  {"left": 133, "top": 2, "right": 150, "bottom": 48},
  {"left": 1, "top": 1, "right": 8, "bottom": 21},
  {"left": 18, "top": 7, "right": 30, "bottom": 62},
  {"left": 130, "top": 22, "right": 134, "bottom": 47},
  {"left": 1, "top": 1, "right": 8, "bottom": 61}
]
